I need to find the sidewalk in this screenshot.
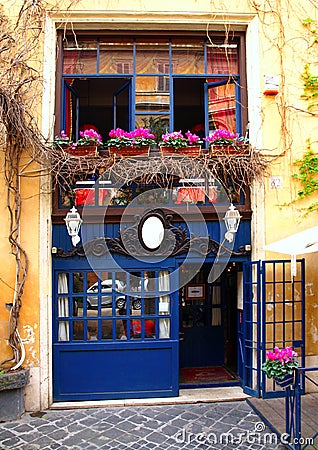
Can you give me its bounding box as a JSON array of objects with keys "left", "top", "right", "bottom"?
[{"left": 0, "top": 394, "right": 287, "bottom": 449}]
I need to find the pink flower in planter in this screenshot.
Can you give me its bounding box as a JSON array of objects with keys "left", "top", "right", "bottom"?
[
  {"left": 185, "top": 131, "right": 201, "bottom": 145},
  {"left": 263, "top": 346, "right": 299, "bottom": 379}
]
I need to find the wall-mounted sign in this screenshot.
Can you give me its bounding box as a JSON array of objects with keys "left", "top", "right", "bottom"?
[{"left": 186, "top": 284, "right": 205, "bottom": 300}]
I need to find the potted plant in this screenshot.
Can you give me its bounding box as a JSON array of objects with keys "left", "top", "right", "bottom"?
[
  {"left": 204, "top": 128, "right": 249, "bottom": 155},
  {"left": 159, "top": 130, "right": 203, "bottom": 156},
  {"left": 53, "top": 130, "right": 73, "bottom": 150},
  {"left": 71, "top": 128, "right": 102, "bottom": 156},
  {"left": 262, "top": 346, "right": 299, "bottom": 388},
  {"left": 106, "top": 127, "right": 156, "bottom": 157}
]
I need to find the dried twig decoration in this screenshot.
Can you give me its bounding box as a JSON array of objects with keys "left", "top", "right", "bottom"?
[{"left": 46, "top": 147, "right": 269, "bottom": 198}]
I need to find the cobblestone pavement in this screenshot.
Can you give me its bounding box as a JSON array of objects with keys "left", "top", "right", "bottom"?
[{"left": 0, "top": 401, "right": 287, "bottom": 449}]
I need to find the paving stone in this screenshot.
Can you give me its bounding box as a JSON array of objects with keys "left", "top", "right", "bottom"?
[
  {"left": 0, "top": 436, "right": 22, "bottom": 448},
  {"left": 0, "top": 401, "right": 287, "bottom": 450}
]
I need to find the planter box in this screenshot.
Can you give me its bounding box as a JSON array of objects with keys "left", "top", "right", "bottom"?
[
  {"left": 160, "top": 146, "right": 202, "bottom": 157},
  {"left": 209, "top": 144, "right": 250, "bottom": 156},
  {"left": 108, "top": 146, "right": 150, "bottom": 157},
  {"left": 0, "top": 368, "right": 29, "bottom": 420},
  {"left": 63, "top": 145, "right": 98, "bottom": 157}
]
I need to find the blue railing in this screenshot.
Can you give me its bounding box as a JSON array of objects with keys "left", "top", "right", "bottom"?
[{"left": 285, "top": 367, "right": 318, "bottom": 449}]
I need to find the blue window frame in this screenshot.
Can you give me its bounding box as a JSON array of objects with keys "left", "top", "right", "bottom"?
[
  {"left": 60, "top": 34, "right": 244, "bottom": 143},
  {"left": 55, "top": 269, "right": 172, "bottom": 343}
]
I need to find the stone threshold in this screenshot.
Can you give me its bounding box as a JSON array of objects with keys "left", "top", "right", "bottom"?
[{"left": 50, "top": 386, "right": 249, "bottom": 410}]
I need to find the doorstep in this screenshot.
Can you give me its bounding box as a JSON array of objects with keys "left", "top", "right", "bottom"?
[{"left": 50, "top": 386, "right": 249, "bottom": 410}]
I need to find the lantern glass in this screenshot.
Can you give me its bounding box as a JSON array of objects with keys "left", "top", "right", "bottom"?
[
  {"left": 224, "top": 204, "right": 241, "bottom": 242},
  {"left": 64, "top": 207, "right": 82, "bottom": 246}
]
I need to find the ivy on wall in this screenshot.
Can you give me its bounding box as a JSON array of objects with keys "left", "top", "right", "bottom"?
[
  {"left": 301, "top": 64, "right": 318, "bottom": 111},
  {"left": 291, "top": 16, "right": 318, "bottom": 213},
  {"left": 293, "top": 141, "right": 318, "bottom": 212}
]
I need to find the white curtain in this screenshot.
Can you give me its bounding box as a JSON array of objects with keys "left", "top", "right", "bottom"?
[
  {"left": 58, "top": 273, "right": 69, "bottom": 341},
  {"left": 158, "top": 271, "right": 170, "bottom": 338},
  {"left": 211, "top": 285, "right": 221, "bottom": 326}
]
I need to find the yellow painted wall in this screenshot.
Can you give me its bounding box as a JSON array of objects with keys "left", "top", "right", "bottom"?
[{"left": 0, "top": 154, "right": 40, "bottom": 368}]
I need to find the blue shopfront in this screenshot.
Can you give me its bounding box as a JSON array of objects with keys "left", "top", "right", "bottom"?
[{"left": 52, "top": 206, "right": 252, "bottom": 401}]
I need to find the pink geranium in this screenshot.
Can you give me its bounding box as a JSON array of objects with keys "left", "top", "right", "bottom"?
[
  {"left": 204, "top": 128, "right": 239, "bottom": 145},
  {"left": 160, "top": 130, "right": 202, "bottom": 149},
  {"left": 107, "top": 127, "right": 156, "bottom": 149},
  {"left": 262, "top": 346, "right": 299, "bottom": 379},
  {"left": 75, "top": 128, "right": 102, "bottom": 147}
]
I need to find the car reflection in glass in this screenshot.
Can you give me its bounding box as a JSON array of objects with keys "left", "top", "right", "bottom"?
[{"left": 86, "top": 279, "right": 141, "bottom": 310}]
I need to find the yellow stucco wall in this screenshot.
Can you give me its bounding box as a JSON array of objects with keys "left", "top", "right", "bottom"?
[{"left": 0, "top": 154, "right": 40, "bottom": 368}]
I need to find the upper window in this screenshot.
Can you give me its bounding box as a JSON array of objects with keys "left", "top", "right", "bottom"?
[{"left": 59, "top": 34, "right": 244, "bottom": 145}]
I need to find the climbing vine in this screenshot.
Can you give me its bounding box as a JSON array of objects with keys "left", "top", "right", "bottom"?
[
  {"left": 292, "top": 141, "right": 318, "bottom": 212},
  {"left": 301, "top": 64, "right": 318, "bottom": 111}
]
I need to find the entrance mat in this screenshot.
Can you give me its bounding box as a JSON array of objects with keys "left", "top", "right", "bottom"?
[{"left": 180, "top": 366, "right": 237, "bottom": 385}]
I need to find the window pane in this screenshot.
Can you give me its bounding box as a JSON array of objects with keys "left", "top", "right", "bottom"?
[
  {"left": 74, "top": 188, "right": 96, "bottom": 207},
  {"left": 99, "top": 38, "right": 133, "bottom": 74},
  {"left": 207, "top": 44, "right": 238, "bottom": 74},
  {"left": 101, "top": 320, "right": 113, "bottom": 340},
  {"left": 87, "top": 318, "right": 98, "bottom": 340},
  {"left": 136, "top": 38, "right": 169, "bottom": 74},
  {"left": 159, "top": 318, "right": 170, "bottom": 338},
  {"left": 208, "top": 179, "right": 223, "bottom": 204},
  {"left": 172, "top": 38, "right": 204, "bottom": 74},
  {"left": 110, "top": 188, "right": 132, "bottom": 206},
  {"left": 135, "top": 187, "right": 169, "bottom": 206},
  {"left": 135, "top": 115, "right": 169, "bottom": 139},
  {"left": 136, "top": 77, "right": 170, "bottom": 114},
  {"left": 73, "top": 320, "right": 84, "bottom": 340},
  {"left": 63, "top": 39, "right": 98, "bottom": 74},
  {"left": 98, "top": 188, "right": 114, "bottom": 206},
  {"left": 144, "top": 297, "right": 156, "bottom": 315}
]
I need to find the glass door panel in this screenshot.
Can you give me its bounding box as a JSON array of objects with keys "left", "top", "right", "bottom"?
[{"left": 205, "top": 78, "right": 238, "bottom": 136}]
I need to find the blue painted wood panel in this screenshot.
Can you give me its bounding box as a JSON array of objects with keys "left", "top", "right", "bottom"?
[{"left": 53, "top": 342, "right": 178, "bottom": 400}]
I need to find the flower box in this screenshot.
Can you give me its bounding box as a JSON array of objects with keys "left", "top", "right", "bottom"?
[
  {"left": 160, "top": 146, "right": 202, "bottom": 157},
  {"left": 209, "top": 144, "right": 250, "bottom": 156},
  {"left": 108, "top": 146, "right": 150, "bottom": 158},
  {"left": 64, "top": 145, "right": 98, "bottom": 157}
]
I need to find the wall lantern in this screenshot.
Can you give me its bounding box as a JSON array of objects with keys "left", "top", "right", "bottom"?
[
  {"left": 224, "top": 204, "right": 242, "bottom": 242},
  {"left": 64, "top": 206, "right": 83, "bottom": 246}
]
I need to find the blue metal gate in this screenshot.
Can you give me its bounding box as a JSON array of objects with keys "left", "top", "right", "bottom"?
[{"left": 240, "top": 259, "right": 305, "bottom": 398}]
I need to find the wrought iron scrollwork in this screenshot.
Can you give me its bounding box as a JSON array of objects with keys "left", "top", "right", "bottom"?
[{"left": 54, "top": 209, "right": 248, "bottom": 258}]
